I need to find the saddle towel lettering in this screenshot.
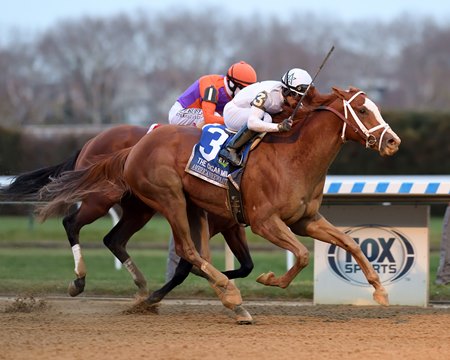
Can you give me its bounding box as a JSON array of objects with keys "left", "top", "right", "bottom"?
[{"left": 185, "top": 124, "right": 233, "bottom": 188}]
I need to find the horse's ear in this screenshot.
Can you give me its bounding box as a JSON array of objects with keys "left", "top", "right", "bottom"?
[
  {"left": 348, "top": 86, "right": 360, "bottom": 92},
  {"left": 332, "top": 86, "right": 346, "bottom": 99}
]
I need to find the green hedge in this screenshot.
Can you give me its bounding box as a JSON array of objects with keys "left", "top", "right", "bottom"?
[
  {"left": 330, "top": 111, "right": 450, "bottom": 175},
  {"left": 1, "top": 112, "right": 449, "bottom": 175},
  {"left": 0, "top": 127, "right": 22, "bottom": 175},
  {"left": 0, "top": 126, "right": 90, "bottom": 174}
]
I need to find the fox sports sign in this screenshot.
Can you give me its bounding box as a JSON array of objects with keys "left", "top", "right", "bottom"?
[{"left": 327, "top": 226, "right": 415, "bottom": 286}]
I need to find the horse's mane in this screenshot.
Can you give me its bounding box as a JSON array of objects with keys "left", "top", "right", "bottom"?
[
  {"left": 305, "top": 87, "right": 338, "bottom": 108},
  {"left": 273, "top": 87, "right": 337, "bottom": 123}
]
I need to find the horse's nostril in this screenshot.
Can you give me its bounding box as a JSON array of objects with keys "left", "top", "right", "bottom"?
[{"left": 387, "top": 137, "right": 400, "bottom": 147}]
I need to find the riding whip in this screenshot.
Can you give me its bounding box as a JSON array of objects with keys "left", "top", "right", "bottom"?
[{"left": 289, "top": 45, "right": 335, "bottom": 121}]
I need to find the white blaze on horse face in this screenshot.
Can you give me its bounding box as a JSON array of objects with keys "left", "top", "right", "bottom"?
[
  {"left": 364, "top": 97, "right": 401, "bottom": 145},
  {"left": 364, "top": 98, "right": 384, "bottom": 124}
]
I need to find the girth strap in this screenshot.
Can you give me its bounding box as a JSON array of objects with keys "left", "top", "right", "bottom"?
[{"left": 227, "top": 168, "right": 248, "bottom": 226}]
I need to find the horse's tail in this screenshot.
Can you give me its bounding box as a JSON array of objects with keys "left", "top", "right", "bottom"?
[
  {"left": 36, "top": 148, "right": 132, "bottom": 221},
  {"left": 0, "top": 151, "right": 80, "bottom": 201}
]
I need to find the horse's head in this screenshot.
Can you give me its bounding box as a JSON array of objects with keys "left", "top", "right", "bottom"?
[{"left": 332, "top": 87, "right": 401, "bottom": 156}]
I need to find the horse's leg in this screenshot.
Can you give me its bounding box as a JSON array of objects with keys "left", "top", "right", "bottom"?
[
  {"left": 147, "top": 237, "right": 254, "bottom": 323},
  {"left": 150, "top": 218, "right": 253, "bottom": 305},
  {"left": 63, "top": 196, "right": 112, "bottom": 296},
  {"left": 147, "top": 203, "right": 213, "bottom": 305},
  {"left": 291, "top": 215, "right": 389, "bottom": 306},
  {"left": 218, "top": 224, "right": 254, "bottom": 279},
  {"left": 148, "top": 256, "right": 252, "bottom": 323},
  {"left": 63, "top": 207, "right": 87, "bottom": 297},
  {"left": 147, "top": 258, "right": 194, "bottom": 304},
  {"left": 159, "top": 197, "right": 243, "bottom": 311},
  {"left": 250, "top": 216, "right": 310, "bottom": 289},
  {"left": 147, "top": 210, "right": 213, "bottom": 305},
  {"left": 207, "top": 214, "right": 254, "bottom": 279},
  {"left": 187, "top": 212, "right": 211, "bottom": 278},
  {"left": 103, "top": 196, "right": 155, "bottom": 298},
  {"left": 184, "top": 204, "right": 253, "bottom": 324},
  {"left": 148, "top": 217, "right": 253, "bottom": 301}
]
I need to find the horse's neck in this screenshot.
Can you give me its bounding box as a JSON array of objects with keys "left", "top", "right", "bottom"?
[
  {"left": 263, "top": 93, "right": 344, "bottom": 189},
  {"left": 294, "top": 110, "right": 343, "bottom": 178}
]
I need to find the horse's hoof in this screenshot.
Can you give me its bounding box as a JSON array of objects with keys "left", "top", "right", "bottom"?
[
  {"left": 146, "top": 292, "right": 162, "bottom": 306},
  {"left": 68, "top": 277, "right": 86, "bottom": 297},
  {"left": 210, "top": 281, "right": 242, "bottom": 310},
  {"left": 124, "top": 299, "right": 160, "bottom": 315},
  {"left": 373, "top": 289, "right": 389, "bottom": 306},
  {"left": 234, "top": 305, "right": 253, "bottom": 325},
  {"left": 256, "top": 271, "right": 275, "bottom": 286},
  {"left": 134, "top": 289, "right": 149, "bottom": 302},
  {"left": 222, "top": 285, "right": 242, "bottom": 309}
]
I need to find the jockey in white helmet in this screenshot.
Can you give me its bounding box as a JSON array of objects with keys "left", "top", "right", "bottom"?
[{"left": 220, "top": 68, "right": 313, "bottom": 166}]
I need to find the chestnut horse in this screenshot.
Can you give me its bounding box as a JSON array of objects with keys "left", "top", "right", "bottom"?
[
  {"left": 1, "top": 125, "right": 253, "bottom": 300},
  {"left": 38, "top": 87, "right": 401, "bottom": 323}
]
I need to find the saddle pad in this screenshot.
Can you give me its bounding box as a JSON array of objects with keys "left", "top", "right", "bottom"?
[{"left": 185, "top": 124, "right": 233, "bottom": 188}]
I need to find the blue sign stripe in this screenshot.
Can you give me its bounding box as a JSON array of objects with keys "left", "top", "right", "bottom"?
[
  {"left": 399, "top": 183, "right": 413, "bottom": 193},
  {"left": 375, "top": 182, "right": 389, "bottom": 193},
  {"left": 351, "top": 182, "right": 365, "bottom": 193},
  {"left": 425, "top": 183, "right": 439, "bottom": 194},
  {"left": 328, "top": 183, "right": 341, "bottom": 193},
  {"left": 323, "top": 178, "right": 449, "bottom": 195}
]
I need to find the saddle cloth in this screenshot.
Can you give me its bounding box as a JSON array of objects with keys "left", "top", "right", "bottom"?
[{"left": 185, "top": 124, "right": 234, "bottom": 188}]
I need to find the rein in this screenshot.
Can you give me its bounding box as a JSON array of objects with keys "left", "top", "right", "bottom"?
[{"left": 314, "top": 91, "right": 391, "bottom": 150}]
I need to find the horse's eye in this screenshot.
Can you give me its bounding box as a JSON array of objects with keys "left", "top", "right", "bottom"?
[{"left": 359, "top": 108, "right": 366, "bottom": 114}]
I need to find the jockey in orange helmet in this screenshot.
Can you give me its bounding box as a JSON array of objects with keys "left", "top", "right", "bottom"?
[{"left": 168, "top": 61, "right": 257, "bottom": 127}]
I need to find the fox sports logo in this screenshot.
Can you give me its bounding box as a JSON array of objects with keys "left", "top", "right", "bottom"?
[{"left": 327, "top": 226, "right": 415, "bottom": 286}]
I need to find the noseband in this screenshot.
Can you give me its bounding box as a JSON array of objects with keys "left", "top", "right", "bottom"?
[{"left": 316, "top": 91, "right": 391, "bottom": 150}]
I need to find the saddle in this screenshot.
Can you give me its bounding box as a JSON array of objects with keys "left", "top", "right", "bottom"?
[{"left": 185, "top": 124, "right": 264, "bottom": 226}]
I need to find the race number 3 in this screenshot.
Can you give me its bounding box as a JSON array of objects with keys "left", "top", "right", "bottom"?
[
  {"left": 251, "top": 91, "right": 268, "bottom": 109},
  {"left": 199, "top": 126, "right": 229, "bottom": 161}
]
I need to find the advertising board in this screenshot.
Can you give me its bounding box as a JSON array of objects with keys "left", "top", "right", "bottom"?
[{"left": 314, "top": 205, "right": 428, "bottom": 306}]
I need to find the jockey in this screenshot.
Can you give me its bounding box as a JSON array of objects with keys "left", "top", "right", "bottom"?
[
  {"left": 168, "top": 61, "right": 258, "bottom": 127},
  {"left": 220, "top": 68, "right": 313, "bottom": 166}
]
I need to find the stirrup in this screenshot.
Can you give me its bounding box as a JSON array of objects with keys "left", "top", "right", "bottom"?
[{"left": 220, "top": 148, "right": 242, "bottom": 166}]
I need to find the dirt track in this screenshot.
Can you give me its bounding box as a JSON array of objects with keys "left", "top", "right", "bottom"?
[{"left": 1, "top": 296, "right": 449, "bottom": 360}]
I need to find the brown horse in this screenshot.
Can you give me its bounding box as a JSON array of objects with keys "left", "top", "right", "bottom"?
[
  {"left": 2, "top": 125, "right": 253, "bottom": 300},
  {"left": 38, "top": 87, "right": 401, "bottom": 323}
]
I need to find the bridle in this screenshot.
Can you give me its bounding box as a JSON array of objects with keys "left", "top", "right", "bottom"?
[{"left": 315, "top": 91, "right": 391, "bottom": 150}]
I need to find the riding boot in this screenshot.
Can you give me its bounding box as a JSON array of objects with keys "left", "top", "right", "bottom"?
[{"left": 220, "top": 125, "right": 257, "bottom": 166}]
